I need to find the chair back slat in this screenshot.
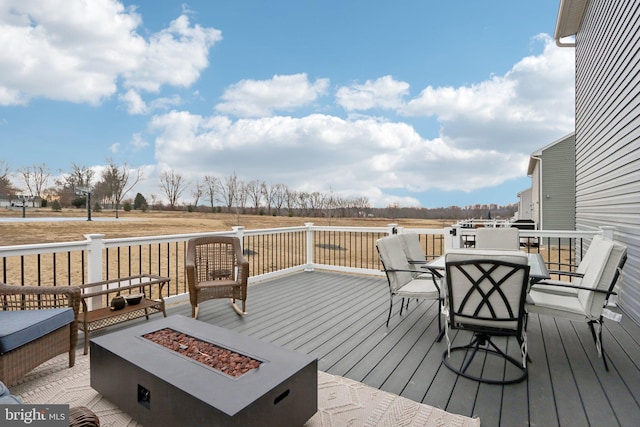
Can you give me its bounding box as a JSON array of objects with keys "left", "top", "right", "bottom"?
[{"left": 445, "top": 250, "right": 529, "bottom": 332}]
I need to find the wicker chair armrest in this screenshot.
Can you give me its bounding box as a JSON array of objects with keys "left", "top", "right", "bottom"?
[
  {"left": 0, "top": 283, "right": 81, "bottom": 316},
  {"left": 237, "top": 260, "right": 249, "bottom": 285}
]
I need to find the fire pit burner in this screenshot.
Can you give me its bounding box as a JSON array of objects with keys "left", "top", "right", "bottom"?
[{"left": 143, "top": 328, "right": 261, "bottom": 377}]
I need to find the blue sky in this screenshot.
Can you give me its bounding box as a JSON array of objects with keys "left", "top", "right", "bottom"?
[{"left": 0, "top": 0, "right": 575, "bottom": 208}]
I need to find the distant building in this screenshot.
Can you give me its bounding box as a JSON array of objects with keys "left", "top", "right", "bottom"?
[
  {"left": 527, "top": 132, "right": 576, "bottom": 231},
  {"left": 516, "top": 188, "right": 533, "bottom": 222}
]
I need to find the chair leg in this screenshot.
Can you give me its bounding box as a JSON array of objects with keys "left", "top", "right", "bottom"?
[
  {"left": 192, "top": 304, "right": 199, "bottom": 319},
  {"left": 230, "top": 298, "right": 246, "bottom": 315},
  {"left": 386, "top": 298, "right": 393, "bottom": 327},
  {"left": 442, "top": 334, "right": 527, "bottom": 384},
  {"left": 588, "top": 319, "right": 609, "bottom": 371},
  {"left": 436, "top": 298, "right": 444, "bottom": 342},
  {"left": 84, "top": 330, "right": 89, "bottom": 355}
]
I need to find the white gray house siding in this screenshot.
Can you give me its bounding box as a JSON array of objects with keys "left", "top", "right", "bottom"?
[
  {"left": 529, "top": 133, "right": 576, "bottom": 231},
  {"left": 572, "top": 0, "right": 640, "bottom": 323}
]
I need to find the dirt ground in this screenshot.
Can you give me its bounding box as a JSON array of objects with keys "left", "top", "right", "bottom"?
[{"left": 0, "top": 208, "right": 454, "bottom": 246}]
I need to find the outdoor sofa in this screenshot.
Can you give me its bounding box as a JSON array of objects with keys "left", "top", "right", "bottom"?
[{"left": 0, "top": 283, "right": 80, "bottom": 386}]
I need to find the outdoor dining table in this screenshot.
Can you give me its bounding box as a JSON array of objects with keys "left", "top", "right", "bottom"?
[{"left": 423, "top": 251, "right": 550, "bottom": 288}]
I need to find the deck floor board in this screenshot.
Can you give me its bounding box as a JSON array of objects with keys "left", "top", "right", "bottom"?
[{"left": 86, "top": 270, "right": 640, "bottom": 426}]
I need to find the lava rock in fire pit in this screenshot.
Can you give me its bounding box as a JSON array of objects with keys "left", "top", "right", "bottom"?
[{"left": 143, "top": 328, "right": 261, "bottom": 377}]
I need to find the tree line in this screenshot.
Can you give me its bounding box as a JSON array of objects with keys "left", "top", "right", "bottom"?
[{"left": 1, "top": 159, "right": 516, "bottom": 220}]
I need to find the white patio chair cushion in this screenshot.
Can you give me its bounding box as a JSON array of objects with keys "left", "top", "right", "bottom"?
[
  {"left": 377, "top": 235, "right": 435, "bottom": 293},
  {"left": 527, "top": 236, "right": 615, "bottom": 321},
  {"left": 396, "top": 278, "right": 440, "bottom": 299},
  {"left": 475, "top": 228, "right": 520, "bottom": 250},
  {"left": 398, "top": 233, "right": 432, "bottom": 279},
  {"left": 531, "top": 234, "right": 607, "bottom": 297},
  {"left": 445, "top": 249, "right": 528, "bottom": 330}
]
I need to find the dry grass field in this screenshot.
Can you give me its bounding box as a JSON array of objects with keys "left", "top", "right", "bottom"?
[{"left": 0, "top": 208, "right": 453, "bottom": 246}]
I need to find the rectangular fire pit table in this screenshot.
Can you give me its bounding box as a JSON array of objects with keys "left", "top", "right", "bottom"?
[{"left": 90, "top": 315, "right": 317, "bottom": 427}]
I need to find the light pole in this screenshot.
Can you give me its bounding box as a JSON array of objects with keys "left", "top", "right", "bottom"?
[{"left": 75, "top": 186, "right": 93, "bottom": 221}]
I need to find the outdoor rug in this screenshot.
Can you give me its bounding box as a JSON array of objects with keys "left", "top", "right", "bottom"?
[{"left": 11, "top": 351, "right": 480, "bottom": 427}]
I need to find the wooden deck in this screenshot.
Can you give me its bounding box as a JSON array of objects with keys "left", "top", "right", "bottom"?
[{"left": 90, "top": 270, "right": 640, "bottom": 426}]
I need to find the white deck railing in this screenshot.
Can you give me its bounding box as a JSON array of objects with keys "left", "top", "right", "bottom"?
[{"left": 1, "top": 223, "right": 611, "bottom": 307}]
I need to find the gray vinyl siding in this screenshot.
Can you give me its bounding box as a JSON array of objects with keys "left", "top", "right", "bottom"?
[
  {"left": 540, "top": 135, "right": 576, "bottom": 231},
  {"left": 575, "top": 0, "right": 640, "bottom": 323}
]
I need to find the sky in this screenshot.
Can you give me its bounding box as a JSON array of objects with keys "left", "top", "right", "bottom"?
[{"left": 0, "top": 0, "right": 575, "bottom": 209}]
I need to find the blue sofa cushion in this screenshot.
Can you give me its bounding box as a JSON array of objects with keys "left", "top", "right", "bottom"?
[
  {"left": 0, "top": 381, "right": 23, "bottom": 404},
  {"left": 0, "top": 394, "right": 23, "bottom": 404},
  {"left": 0, "top": 308, "right": 74, "bottom": 354}
]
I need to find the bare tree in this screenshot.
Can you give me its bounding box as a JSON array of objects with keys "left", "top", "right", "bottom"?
[
  {"left": 191, "top": 179, "right": 204, "bottom": 208},
  {"left": 99, "top": 158, "right": 143, "bottom": 218},
  {"left": 323, "top": 187, "right": 339, "bottom": 224},
  {"left": 0, "top": 160, "right": 18, "bottom": 195},
  {"left": 53, "top": 163, "right": 95, "bottom": 207},
  {"left": 246, "top": 179, "right": 263, "bottom": 212},
  {"left": 159, "top": 169, "right": 188, "bottom": 209},
  {"left": 203, "top": 175, "right": 219, "bottom": 212},
  {"left": 284, "top": 188, "right": 298, "bottom": 216},
  {"left": 18, "top": 163, "right": 50, "bottom": 206},
  {"left": 261, "top": 182, "right": 279, "bottom": 214},
  {"left": 65, "top": 163, "right": 95, "bottom": 188},
  {"left": 308, "top": 192, "right": 326, "bottom": 217},
  {"left": 351, "top": 196, "right": 371, "bottom": 217},
  {"left": 296, "top": 191, "right": 311, "bottom": 216},
  {"left": 236, "top": 180, "right": 249, "bottom": 210},
  {"left": 219, "top": 173, "right": 238, "bottom": 213},
  {"left": 271, "top": 183, "right": 287, "bottom": 214}
]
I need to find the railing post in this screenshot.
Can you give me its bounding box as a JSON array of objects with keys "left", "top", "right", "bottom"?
[
  {"left": 84, "top": 234, "right": 105, "bottom": 310},
  {"left": 232, "top": 226, "right": 245, "bottom": 249},
  {"left": 444, "top": 225, "right": 463, "bottom": 249},
  {"left": 600, "top": 226, "right": 615, "bottom": 241},
  {"left": 305, "top": 223, "right": 314, "bottom": 271},
  {"left": 387, "top": 224, "right": 398, "bottom": 235}
]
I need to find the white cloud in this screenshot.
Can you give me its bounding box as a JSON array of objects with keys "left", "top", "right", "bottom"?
[
  {"left": 336, "top": 75, "right": 410, "bottom": 111},
  {"left": 119, "top": 89, "right": 182, "bottom": 115},
  {"left": 0, "top": 0, "right": 220, "bottom": 106},
  {"left": 119, "top": 89, "right": 148, "bottom": 115},
  {"left": 402, "top": 34, "right": 574, "bottom": 153},
  {"left": 215, "top": 73, "right": 330, "bottom": 117},
  {"left": 130, "top": 133, "right": 149, "bottom": 151},
  {"left": 148, "top": 111, "right": 526, "bottom": 207},
  {"left": 144, "top": 35, "right": 574, "bottom": 208},
  {"left": 122, "top": 15, "right": 221, "bottom": 92}
]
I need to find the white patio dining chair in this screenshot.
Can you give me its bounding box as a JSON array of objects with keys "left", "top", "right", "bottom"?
[
  {"left": 525, "top": 236, "right": 627, "bottom": 370},
  {"left": 397, "top": 233, "right": 432, "bottom": 279},
  {"left": 530, "top": 234, "right": 607, "bottom": 296},
  {"left": 475, "top": 227, "right": 520, "bottom": 250},
  {"left": 376, "top": 235, "right": 442, "bottom": 329},
  {"left": 442, "top": 249, "right": 530, "bottom": 384}
]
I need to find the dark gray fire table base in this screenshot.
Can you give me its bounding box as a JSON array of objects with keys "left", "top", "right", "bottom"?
[{"left": 90, "top": 315, "right": 317, "bottom": 427}]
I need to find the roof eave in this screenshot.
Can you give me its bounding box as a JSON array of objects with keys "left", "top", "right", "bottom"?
[{"left": 554, "top": 0, "right": 589, "bottom": 47}]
